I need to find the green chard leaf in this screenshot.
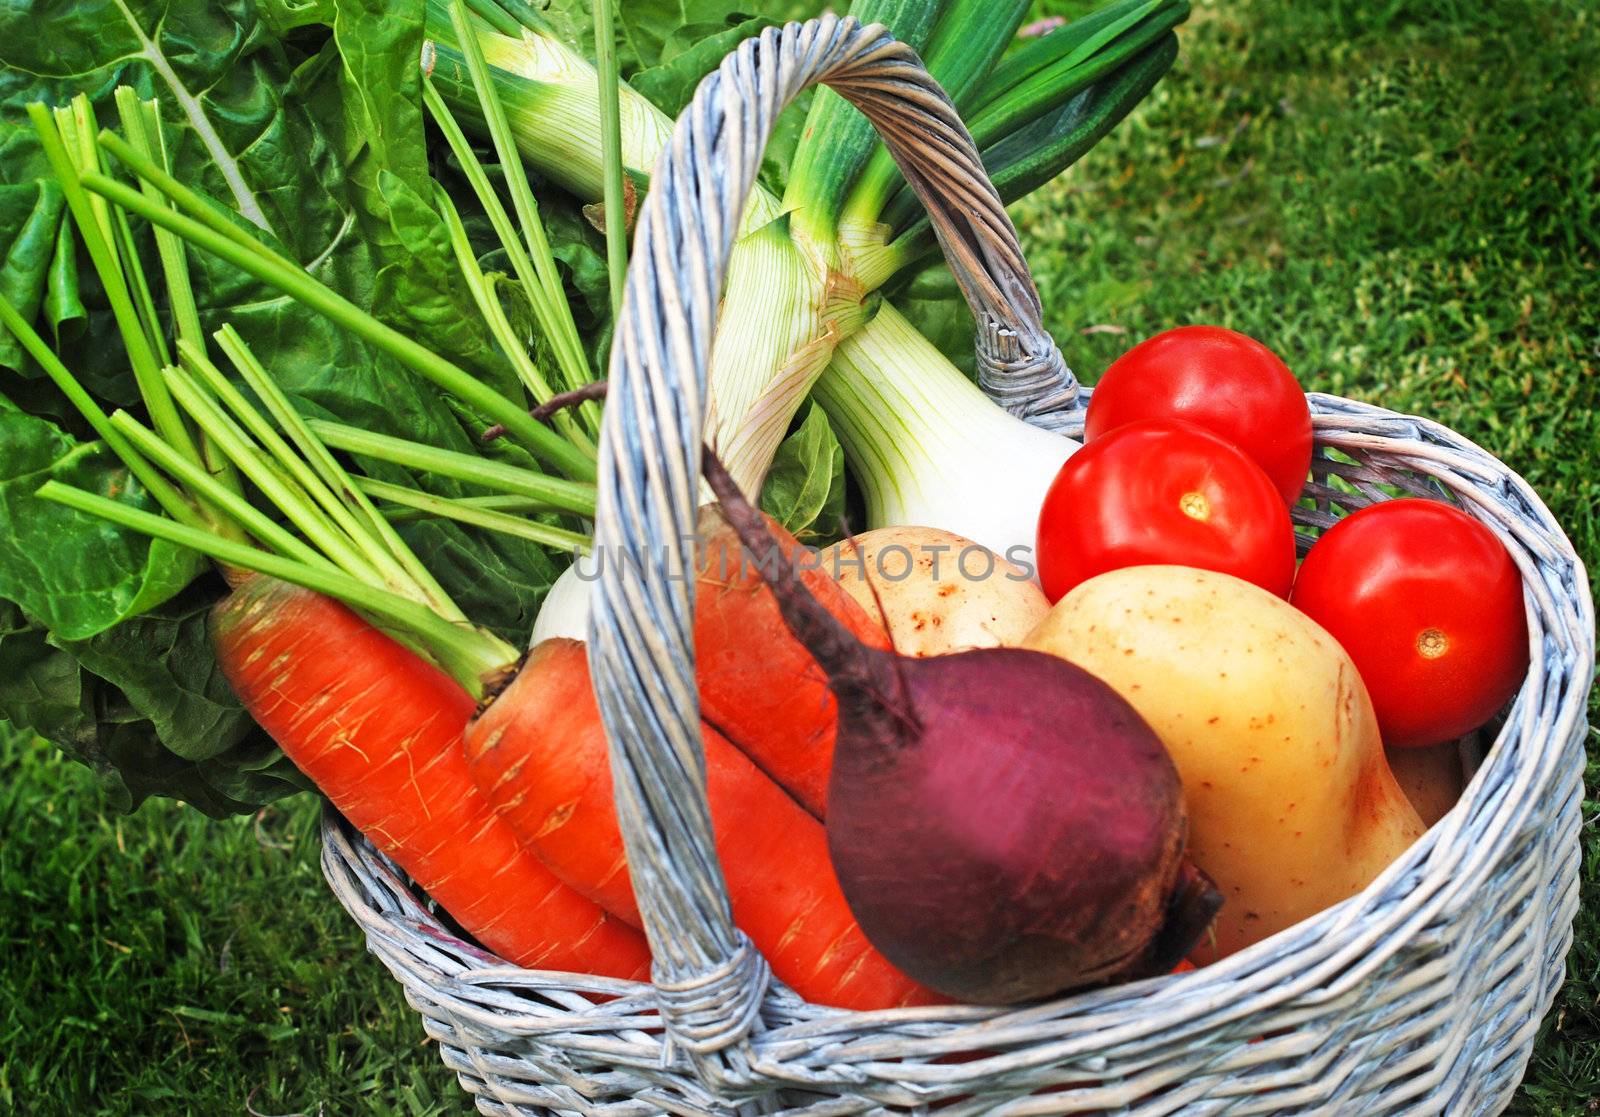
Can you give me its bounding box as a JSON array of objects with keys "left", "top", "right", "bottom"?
[
  {"left": 540, "top": 0, "right": 802, "bottom": 79},
  {"left": 561, "top": 0, "right": 808, "bottom": 190},
  {"left": 0, "top": 182, "right": 67, "bottom": 372},
  {"left": 759, "top": 400, "right": 846, "bottom": 545},
  {"left": 0, "top": 393, "right": 201, "bottom": 640},
  {"left": 326, "top": 0, "right": 516, "bottom": 396},
  {"left": 0, "top": 594, "right": 305, "bottom": 818},
  {"left": 630, "top": 14, "right": 776, "bottom": 116}
]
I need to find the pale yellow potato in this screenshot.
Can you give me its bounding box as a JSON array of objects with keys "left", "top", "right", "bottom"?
[
  {"left": 1022, "top": 565, "right": 1424, "bottom": 961},
  {"left": 1387, "top": 742, "right": 1466, "bottom": 827},
  {"left": 819, "top": 527, "right": 1049, "bottom": 656}
]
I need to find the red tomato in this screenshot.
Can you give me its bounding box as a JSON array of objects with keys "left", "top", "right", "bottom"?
[
  {"left": 1035, "top": 421, "right": 1297, "bottom": 602},
  {"left": 1086, "top": 325, "right": 1313, "bottom": 504},
  {"left": 1290, "top": 499, "right": 1528, "bottom": 748}
]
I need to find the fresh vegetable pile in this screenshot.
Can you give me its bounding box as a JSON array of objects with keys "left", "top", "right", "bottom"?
[{"left": 0, "top": 0, "right": 1532, "bottom": 1013}]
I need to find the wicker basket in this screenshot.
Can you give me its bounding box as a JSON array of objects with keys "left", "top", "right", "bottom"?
[{"left": 320, "top": 16, "right": 1594, "bottom": 1115}]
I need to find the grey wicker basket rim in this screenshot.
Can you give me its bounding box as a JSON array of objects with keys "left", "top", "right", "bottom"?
[{"left": 318, "top": 14, "right": 1593, "bottom": 1113}]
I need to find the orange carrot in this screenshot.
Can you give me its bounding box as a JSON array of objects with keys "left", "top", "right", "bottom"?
[
  {"left": 211, "top": 577, "right": 651, "bottom": 980},
  {"left": 466, "top": 637, "right": 941, "bottom": 1011},
  {"left": 693, "top": 504, "right": 892, "bottom": 817}
]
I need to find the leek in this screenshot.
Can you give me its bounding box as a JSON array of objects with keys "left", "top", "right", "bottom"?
[
  {"left": 816, "top": 304, "right": 1071, "bottom": 562},
  {"left": 422, "top": 0, "right": 672, "bottom": 204},
  {"left": 430, "top": 0, "right": 1184, "bottom": 551}
]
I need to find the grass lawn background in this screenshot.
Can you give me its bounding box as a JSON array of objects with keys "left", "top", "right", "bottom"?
[{"left": 2, "top": 0, "right": 1595, "bottom": 1112}]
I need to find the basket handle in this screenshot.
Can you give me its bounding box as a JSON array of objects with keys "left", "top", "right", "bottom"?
[{"left": 586, "top": 15, "right": 1063, "bottom": 1083}]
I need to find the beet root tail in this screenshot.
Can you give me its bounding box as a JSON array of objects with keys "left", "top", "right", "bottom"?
[{"left": 1134, "top": 859, "right": 1225, "bottom": 977}]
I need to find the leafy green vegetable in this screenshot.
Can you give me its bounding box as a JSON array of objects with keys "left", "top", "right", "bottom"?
[
  {"left": 543, "top": 0, "right": 797, "bottom": 75},
  {"left": 326, "top": 0, "right": 513, "bottom": 392},
  {"left": 759, "top": 400, "right": 846, "bottom": 544},
  {"left": 0, "top": 183, "right": 68, "bottom": 372},
  {"left": 391, "top": 498, "right": 565, "bottom": 641},
  {"left": 630, "top": 13, "right": 775, "bottom": 115},
  {"left": 0, "top": 393, "right": 200, "bottom": 640},
  {"left": 0, "top": 0, "right": 578, "bottom": 812},
  {"left": 0, "top": 593, "right": 304, "bottom": 818}
]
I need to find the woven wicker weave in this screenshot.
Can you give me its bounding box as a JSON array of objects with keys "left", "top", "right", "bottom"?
[{"left": 320, "top": 16, "right": 1594, "bottom": 1115}]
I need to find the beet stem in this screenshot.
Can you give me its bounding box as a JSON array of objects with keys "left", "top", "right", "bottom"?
[{"left": 701, "top": 446, "right": 873, "bottom": 679}]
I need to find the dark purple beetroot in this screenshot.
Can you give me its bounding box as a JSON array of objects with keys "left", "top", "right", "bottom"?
[
  {"left": 700, "top": 449, "right": 1220, "bottom": 1004},
  {"left": 824, "top": 646, "right": 1192, "bottom": 1003}
]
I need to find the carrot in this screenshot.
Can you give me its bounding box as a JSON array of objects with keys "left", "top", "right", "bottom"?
[
  {"left": 466, "top": 637, "right": 942, "bottom": 1011},
  {"left": 693, "top": 504, "right": 892, "bottom": 818},
  {"left": 211, "top": 577, "right": 651, "bottom": 981}
]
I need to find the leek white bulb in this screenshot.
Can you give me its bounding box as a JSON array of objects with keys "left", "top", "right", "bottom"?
[
  {"left": 530, "top": 561, "right": 593, "bottom": 646},
  {"left": 815, "top": 304, "right": 1077, "bottom": 571}
]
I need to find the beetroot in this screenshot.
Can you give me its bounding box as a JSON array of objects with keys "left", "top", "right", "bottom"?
[{"left": 701, "top": 449, "right": 1220, "bottom": 1004}]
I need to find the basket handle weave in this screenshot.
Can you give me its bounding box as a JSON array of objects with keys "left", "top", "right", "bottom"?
[{"left": 585, "top": 15, "right": 1065, "bottom": 1084}]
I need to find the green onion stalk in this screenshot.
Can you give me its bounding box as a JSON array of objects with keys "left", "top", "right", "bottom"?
[{"left": 426, "top": 0, "right": 1188, "bottom": 551}]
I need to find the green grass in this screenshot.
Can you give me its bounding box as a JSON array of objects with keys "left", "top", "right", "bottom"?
[
  {"left": 3, "top": 0, "right": 1596, "bottom": 1112},
  {"left": 0, "top": 728, "right": 461, "bottom": 1115}
]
